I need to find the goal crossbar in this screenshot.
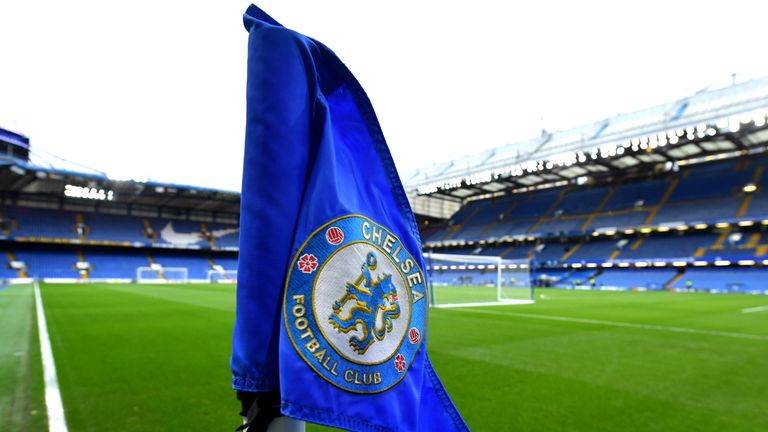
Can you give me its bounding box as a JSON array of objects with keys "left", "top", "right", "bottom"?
[
  {"left": 424, "top": 252, "right": 533, "bottom": 307},
  {"left": 207, "top": 269, "right": 237, "bottom": 283},
  {"left": 136, "top": 266, "right": 189, "bottom": 283}
]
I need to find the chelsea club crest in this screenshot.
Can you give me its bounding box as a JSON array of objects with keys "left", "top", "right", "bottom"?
[{"left": 283, "top": 214, "right": 427, "bottom": 393}]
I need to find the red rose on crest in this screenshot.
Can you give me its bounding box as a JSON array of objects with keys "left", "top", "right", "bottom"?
[
  {"left": 394, "top": 353, "right": 406, "bottom": 372},
  {"left": 298, "top": 254, "right": 318, "bottom": 274}
]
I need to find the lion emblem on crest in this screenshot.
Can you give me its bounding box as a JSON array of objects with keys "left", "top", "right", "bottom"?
[{"left": 329, "top": 251, "right": 401, "bottom": 355}]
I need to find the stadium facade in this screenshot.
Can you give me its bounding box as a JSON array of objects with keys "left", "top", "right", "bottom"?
[{"left": 2, "top": 77, "right": 768, "bottom": 294}]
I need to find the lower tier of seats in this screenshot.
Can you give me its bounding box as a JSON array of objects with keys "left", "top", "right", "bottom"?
[{"left": 2, "top": 243, "right": 237, "bottom": 281}]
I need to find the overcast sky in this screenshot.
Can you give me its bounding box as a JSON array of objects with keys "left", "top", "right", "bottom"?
[{"left": 1, "top": 1, "right": 768, "bottom": 191}]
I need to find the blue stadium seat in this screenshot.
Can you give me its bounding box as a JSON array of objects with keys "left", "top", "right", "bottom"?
[
  {"left": 673, "top": 268, "right": 768, "bottom": 293},
  {"left": 554, "top": 187, "right": 608, "bottom": 216},
  {"left": 602, "top": 179, "right": 668, "bottom": 211},
  {"left": 567, "top": 240, "right": 618, "bottom": 262},
  {"left": 620, "top": 234, "right": 714, "bottom": 259},
  {"left": 85, "top": 213, "right": 146, "bottom": 242},
  {"left": 596, "top": 269, "right": 676, "bottom": 290}
]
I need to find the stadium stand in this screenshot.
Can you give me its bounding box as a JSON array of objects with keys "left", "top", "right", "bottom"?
[
  {"left": 670, "top": 268, "right": 768, "bottom": 294},
  {"left": 85, "top": 248, "right": 155, "bottom": 279},
  {"left": 407, "top": 77, "right": 768, "bottom": 295},
  {"left": 3, "top": 77, "right": 768, "bottom": 294},
  {"left": 85, "top": 213, "right": 147, "bottom": 243},
  {"left": 0, "top": 131, "right": 241, "bottom": 282},
  {"left": 416, "top": 153, "right": 768, "bottom": 293}
]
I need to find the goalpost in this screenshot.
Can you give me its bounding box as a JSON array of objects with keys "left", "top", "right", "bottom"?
[
  {"left": 135, "top": 266, "right": 189, "bottom": 284},
  {"left": 207, "top": 269, "right": 238, "bottom": 283},
  {"left": 424, "top": 252, "right": 534, "bottom": 308}
]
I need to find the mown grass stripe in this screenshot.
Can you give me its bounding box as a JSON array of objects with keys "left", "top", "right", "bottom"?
[{"left": 455, "top": 307, "right": 768, "bottom": 341}]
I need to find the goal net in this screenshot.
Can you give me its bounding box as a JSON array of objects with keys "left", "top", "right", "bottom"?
[
  {"left": 207, "top": 269, "right": 238, "bottom": 283},
  {"left": 136, "top": 266, "right": 189, "bottom": 284},
  {"left": 425, "top": 252, "right": 534, "bottom": 308}
]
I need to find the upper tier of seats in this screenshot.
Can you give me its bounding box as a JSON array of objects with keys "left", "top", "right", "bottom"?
[
  {"left": 434, "top": 226, "right": 768, "bottom": 265},
  {"left": 428, "top": 155, "right": 768, "bottom": 243},
  {"left": 0, "top": 206, "right": 239, "bottom": 250}
]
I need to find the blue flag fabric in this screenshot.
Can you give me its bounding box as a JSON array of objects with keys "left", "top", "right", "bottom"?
[{"left": 232, "top": 5, "right": 468, "bottom": 431}]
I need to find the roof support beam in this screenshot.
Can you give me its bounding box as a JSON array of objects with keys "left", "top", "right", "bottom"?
[{"left": 724, "top": 133, "right": 748, "bottom": 151}]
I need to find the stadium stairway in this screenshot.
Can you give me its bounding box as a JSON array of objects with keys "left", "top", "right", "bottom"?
[
  {"left": 664, "top": 269, "right": 685, "bottom": 290},
  {"left": 0, "top": 213, "right": 16, "bottom": 237},
  {"left": 200, "top": 223, "right": 215, "bottom": 247},
  {"left": 559, "top": 241, "right": 583, "bottom": 261},
  {"left": 607, "top": 247, "right": 622, "bottom": 260},
  {"left": 477, "top": 200, "right": 519, "bottom": 238},
  {"left": 142, "top": 218, "right": 157, "bottom": 243},
  {"left": 442, "top": 207, "right": 481, "bottom": 241},
  {"left": 580, "top": 184, "right": 618, "bottom": 231},
  {"left": 693, "top": 245, "right": 707, "bottom": 258},
  {"left": 145, "top": 252, "right": 165, "bottom": 279},
  {"left": 736, "top": 165, "right": 764, "bottom": 217},
  {"left": 76, "top": 249, "right": 89, "bottom": 279},
  {"left": 5, "top": 250, "right": 27, "bottom": 278},
  {"left": 74, "top": 213, "right": 89, "bottom": 241},
  {"left": 528, "top": 188, "right": 568, "bottom": 234},
  {"left": 710, "top": 229, "right": 732, "bottom": 251},
  {"left": 643, "top": 177, "right": 680, "bottom": 225},
  {"left": 498, "top": 244, "right": 519, "bottom": 258}
]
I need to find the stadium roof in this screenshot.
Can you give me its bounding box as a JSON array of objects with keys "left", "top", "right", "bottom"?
[
  {"left": 404, "top": 76, "right": 768, "bottom": 218},
  {"left": 0, "top": 159, "right": 240, "bottom": 217}
]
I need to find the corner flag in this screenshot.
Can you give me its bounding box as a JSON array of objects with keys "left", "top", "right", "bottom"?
[{"left": 232, "top": 5, "right": 468, "bottom": 431}]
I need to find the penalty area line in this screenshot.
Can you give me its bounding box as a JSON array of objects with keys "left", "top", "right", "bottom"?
[
  {"left": 456, "top": 308, "right": 768, "bottom": 341},
  {"left": 34, "top": 282, "right": 69, "bottom": 432}
]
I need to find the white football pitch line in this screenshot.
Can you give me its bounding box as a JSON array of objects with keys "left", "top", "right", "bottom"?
[
  {"left": 34, "top": 282, "right": 69, "bottom": 432},
  {"left": 742, "top": 305, "right": 768, "bottom": 314},
  {"left": 456, "top": 307, "right": 768, "bottom": 341}
]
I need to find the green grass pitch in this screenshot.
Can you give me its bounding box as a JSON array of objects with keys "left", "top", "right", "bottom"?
[{"left": 1, "top": 282, "right": 767, "bottom": 431}]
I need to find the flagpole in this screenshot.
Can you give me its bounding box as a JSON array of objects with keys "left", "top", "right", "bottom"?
[{"left": 267, "top": 418, "right": 305, "bottom": 432}]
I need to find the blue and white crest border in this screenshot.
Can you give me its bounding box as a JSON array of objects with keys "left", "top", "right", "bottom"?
[{"left": 283, "top": 214, "right": 428, "bottom": 394}]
